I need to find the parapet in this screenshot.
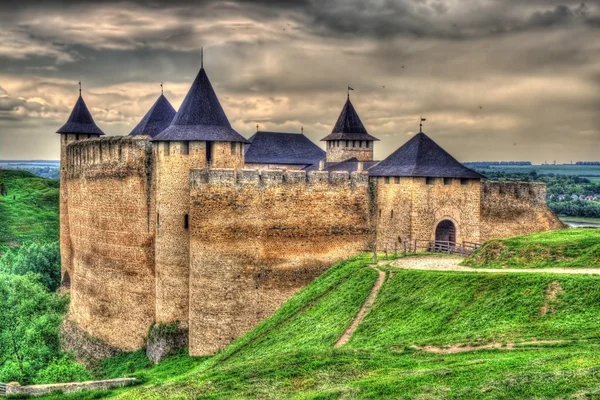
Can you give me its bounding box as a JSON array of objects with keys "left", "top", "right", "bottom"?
[
  {"left": 66, "top": 136, "right": 152, "bottom": 179},
  {"left": 190, "top": 168, "right": 369, "bottom": 188},
  {"left": 482, "top": 181, "right": 547, "bottom": 204}
]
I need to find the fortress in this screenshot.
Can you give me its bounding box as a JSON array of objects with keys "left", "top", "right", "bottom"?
[{"left": 55, "top": 63, "right": 563, "bottom": 360}]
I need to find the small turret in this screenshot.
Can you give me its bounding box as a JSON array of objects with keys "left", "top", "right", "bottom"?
[
  {"left": 321, "top": 94, "right": 378, "bottom": 162},
  {"left": 130, "top": 92, "right": 176, "bottom": 137},
  {"left": 56, "top": 83, "right": 104, "bottom": 137}
]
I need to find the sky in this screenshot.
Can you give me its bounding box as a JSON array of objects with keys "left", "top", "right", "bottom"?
[{"left": 0, "top": 0, "right": 598, "bottom": 163}]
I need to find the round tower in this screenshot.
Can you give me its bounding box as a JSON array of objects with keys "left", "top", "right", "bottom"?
[
  {"left": 321, "top": 93, "right": 379, "bottom": 162},
  {"left": 150, "top": 61, "right": 248, "bottom": 324},
  {"left": 55, "top": 85, "right": 104, "bottom": 289}
]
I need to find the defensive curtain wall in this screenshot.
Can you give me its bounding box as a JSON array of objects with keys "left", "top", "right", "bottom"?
[
  {"left": 64, "top": 136, "right": 156, "bottom": 351},
  {"left": 60, "top": 137, "right": 562, "bottom": 356},
  {"left": 188, "top": 168, "right": 374, "bottom": 355}
]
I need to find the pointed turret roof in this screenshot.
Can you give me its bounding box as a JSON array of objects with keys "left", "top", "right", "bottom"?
[
  {"left": 321, "top": 97, "right": 379, "bottom": 142},
  {"left": 56, "top": 95, "right": 104, "bottom": 135},
  {"left": 152, "top": 67, "right": 248, "bottom": 143},
  {"left": 129, "top": 94, "right": 176, "bottom": 137},
  {"left": 368, "top": 132, "right": 484, "bottom": 179}
]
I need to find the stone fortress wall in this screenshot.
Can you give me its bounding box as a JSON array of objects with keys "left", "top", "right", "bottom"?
[
  {"left": 187, "top": 168, "right": 374, "bottom": 355},
  {"left": 64, "top": 136, "right": 156, "bottom": 350},
  {"left": 60, "top": 135, "right": 563, "bottom": 357}
]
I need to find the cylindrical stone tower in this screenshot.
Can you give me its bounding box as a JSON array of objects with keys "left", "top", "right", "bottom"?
[{"left": 55, "top": 89, "right": 105, "bottom": 289}]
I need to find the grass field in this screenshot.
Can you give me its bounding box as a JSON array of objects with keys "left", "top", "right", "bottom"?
[
  {"left": 464, "top": 228, "right": 600, "bottom": 269},
  {"left": 37, "top": 252, "right": 600, "bottom": 399},
  {"left": 0, "top": 169, "right": 59, "bottom": 254}
]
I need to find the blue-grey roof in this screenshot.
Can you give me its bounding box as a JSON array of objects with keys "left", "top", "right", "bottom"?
[
  {"left": 368, "top": 132, "right": 484, "bottom": 179},
  {"left": 245, "top": 131, "right": 326, "bottom": 165},
  {"left": 321, "top": 97, "right": 379, "bottom": 142},
  {"left": 129, "top": 94, "right": 176, "bottom": 137},
  {"left": 152, "top": 68, "right": 248, "bottom": 143},
  {"left": 304, "top": 157, "right": 380, "bottom": 173},
  {"left": 56, "top": 95, "right": 104, "bottom": 135}
]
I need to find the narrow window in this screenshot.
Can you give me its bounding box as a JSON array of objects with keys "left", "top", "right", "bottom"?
[
  {"left": 461, "top": 178, "right": 469, "bottom": 186},
  {"left": 231, "top": 142, "right": 236, "bottom": 155},
  {"left": 206, "top": 141, "right": 213, "bottom": 165},
  {"left": 426, "top": 177, "right": 435, "bottom": 185},
  {"left": 164, "top": 142, "right": 170, "bottom": 156},
  {"left": 184, "top": 214, "right": 189, "bottom": 230},
  {"left": 385, "top": 176, "right": 390, "bottom": 184},
  {"left": 395, "top": 176, "right": 400, "bottom": 184},
  {"left": 444, "top": 178, "right": 452, "bottom": 185},
  {"left": 76, "top": 134, "right": 80, "bottom": 141},
  {"left": 157, "top": 213, "right": 160, "bottom": 228},
  {"left": 366, "top": 141, "right": 370, "bottom": 149},
  {"left": 379, "top": 209, "right": 382, "bottom": 218},
  {"left": 182, "top": 141, "right": 189, "bottom": 155},
  {"left": 391, "top": 210, "right": 394, "bottom": 219}
]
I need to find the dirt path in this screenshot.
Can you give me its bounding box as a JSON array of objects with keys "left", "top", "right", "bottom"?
[
  {"left": 389, "top": 256, "right": 600, "bottom": 275},
  {"left": 403, "top": 339, "right": 572, "bottom": 355},
  {"left": 335, "top": 267, "right": 386, "bottom": 348}
]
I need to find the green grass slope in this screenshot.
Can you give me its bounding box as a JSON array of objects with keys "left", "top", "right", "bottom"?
[
  {"left": 55, "top": 253, "right": 600, "bottom": 399},
  {"left": 464, "top": 228, "right": 600, "bottom": 269},
  {"left": 0, "top": 169, "right": 59, "bottom": 254}
]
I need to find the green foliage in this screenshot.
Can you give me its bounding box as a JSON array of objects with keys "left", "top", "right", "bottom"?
[
  {"left": 35, "top": 355, "right": 93, "bottom": 384},
  {"left": 0, "top": 170, "right": 59, "bottom": 254},
  {"left": 0, "top": 273, "right": 69, "bottom": 384},
  {"left": 0, "top": 242, "right": 61, "bottom": 291},
  {"left": 465, "top": 228, "right": 600, "bottom": 268}
]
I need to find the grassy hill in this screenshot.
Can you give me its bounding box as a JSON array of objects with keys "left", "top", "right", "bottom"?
[
  {"left": 464, "top": 228, "right": 600, "bottom": 269},
  {"left": 0, "top": 169, "right": 59, "bottom": 254},
  {"left": 44, "top": 252, "right": 600, "bottom": 399}
]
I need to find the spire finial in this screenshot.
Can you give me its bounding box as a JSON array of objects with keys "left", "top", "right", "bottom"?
[
  {"left": 301, "top": 126, "right": 304, "bottom": 134},
  {"left": 79, "top": 81, "right": 82, "bottom": 96},
  {"left": 347, "top": 85, "right": 354, "bottom": 99},
  {"left": 256, "top": 123, "right": 259, "bottom": 132},
  {"left": 419, "top": 117, "right": 426, "bottom": 133},
  {"left": 201, "top": 47, "right": 204, "bottom": 69},
  {"left": 160, "top": 82, "right": 163, "bottom": 95}
]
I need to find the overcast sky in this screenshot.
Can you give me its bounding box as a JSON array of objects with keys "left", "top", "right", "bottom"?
[{"left": 0, "top": 0, "right": 598, "bottom": 163}]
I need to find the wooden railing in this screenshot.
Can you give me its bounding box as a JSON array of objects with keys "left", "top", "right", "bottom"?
[{"left": 377, "top": 240, "right": 481, "bottom": 258}]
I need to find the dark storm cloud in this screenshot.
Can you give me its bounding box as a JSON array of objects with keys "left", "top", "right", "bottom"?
[{"left": 0, "top": 0, "right": 598, "bottom": 163}]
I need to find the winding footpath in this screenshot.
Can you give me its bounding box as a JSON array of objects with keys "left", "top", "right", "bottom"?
[
  {"left": 388, "top": 256, "right": 600, "bottom": 275},
  {"left": 335, "top": 267, "right": 387, "bottom": 347}
]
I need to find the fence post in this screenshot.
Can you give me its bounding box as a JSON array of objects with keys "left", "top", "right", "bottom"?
[
  {"left": 394, "top": 242, "right": 398, "bottom": 258},
  {"left": 384, "top": 245, "right": 388, "bottom": 260}
]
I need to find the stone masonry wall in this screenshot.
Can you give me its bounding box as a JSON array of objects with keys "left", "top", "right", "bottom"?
[
  {"left": 374, "top": 177, "right": 482, "bottom": 249},
  {"left": 326, "top": 145, "right": 373, "bottom": 162},
  {"left": 480, "top": 181, "right": 565, "bottom": 241},
  {"left": 188, "top": 168, "right": 374, "bottom": 356},
  {"left": 65, "top": 136, "right": 155, "bottom": 351},
  {"left": 244, "top": 163, "right": 308, "bottom": 170}
]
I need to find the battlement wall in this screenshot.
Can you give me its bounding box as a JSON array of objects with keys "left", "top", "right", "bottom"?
[
  {"left": 480, "top": 181, "right": 564, "bottom": 241},
  {"left": 187, "top": 168, "right": 374, "bottom": 356},
  {"left": 65, "top": 135, "right": 156, "bottom": 351}
]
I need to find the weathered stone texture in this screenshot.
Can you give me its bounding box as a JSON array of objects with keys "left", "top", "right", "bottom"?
[
  {"left": 326, "top": 146, "right": 373, "bottom": 162},
  {"left": 65, "top": 136, "right": 155, "bottom": 351},
  {"left": 374, "top": 177, "right": 481, "bottom": 249},
  {"left": 188, "top": 169, "right": 374, "bottom": 355},
  {"left": 480, "top": 181, "right": 565, "bottom": 240},
  {"left": 6, "top": 378, "right": 137, "bottom": 396},
  {"left": 244, "top": 163, "right": 308, "bottom": 170}
]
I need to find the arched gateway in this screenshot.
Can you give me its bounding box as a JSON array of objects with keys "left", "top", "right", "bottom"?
[{"left": 435, "top": 219, "right": 456, "bottom": 245}]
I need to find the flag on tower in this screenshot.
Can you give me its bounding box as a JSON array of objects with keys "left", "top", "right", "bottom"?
[{"left": 348, "top": 86, "right": 354, "bottom": 91}]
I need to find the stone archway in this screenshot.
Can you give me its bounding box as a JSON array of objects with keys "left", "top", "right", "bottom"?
[{"left": 435, "top": 219, "right": 456, "bottom": 245}]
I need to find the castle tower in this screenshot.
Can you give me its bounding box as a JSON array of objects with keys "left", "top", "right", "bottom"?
[
  {"left": 129, "top": 93, "right": 176, "bottom": 137},
  {"left": 151, "top": 63, "right": 248, "bottom": 324},
  {"left": 55, "top": 89, "right": 105, "bottom": 288},
  {"left": 321, "top": 95, "right": 379, "bottom": 162}
]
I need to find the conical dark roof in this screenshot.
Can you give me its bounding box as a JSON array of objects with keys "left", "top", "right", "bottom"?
[
  {"left": 56, "top": 95, "right": 104, "bottom": 135},
  {"left": 368, "top": 132, "right": 484, "bottom": 179},
  {"left": 129, "top": 94, "right": 176, "bottom": 137},
  {"left": 152, "top": 68, "right": 248, "bottom": 143},
  {"left": 321, "top": 97, "right": 379, "bottom": 142}
]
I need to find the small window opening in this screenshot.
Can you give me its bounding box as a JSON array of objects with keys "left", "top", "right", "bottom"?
[
  {"left": 461, "top": 178, "right": 469, "bottom": 186},
  {"left": 385, "top": 176, "right": 390, "bottom": 184},
  {"left": 379, "top": 209, "right": 382, "bottom": 218},
  {"left": 444, "top": 178, "right": 452, "bottom": 185},
  {"left": 394, "top": 176, "right": 400, "bottom": 184},
  {"left": 206, "top": 141, "right": 213, "bottom": 165},
  {"left": 182, "top": 141, "right": 189, "bottom": 155},
  {"left": 426, "top": 177, "right": 435, "bottom": 185},
  {"left": 366, "top": 141, "right": 370, "bottom": 149},
  {"left": 164, "top": 142, "right": 170, "bottom": 156},
  {"left": 230, "top": 142, "right": 236, "bottom": 154},
  {"left": 391, "top": 210, "right": 394, "bottom": 219},
  {"left": 157, "top": 213, "right": 160, "bottom": 228},
  {"left": 184, "top": 214, "right": 189, "bottom": 230}
]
